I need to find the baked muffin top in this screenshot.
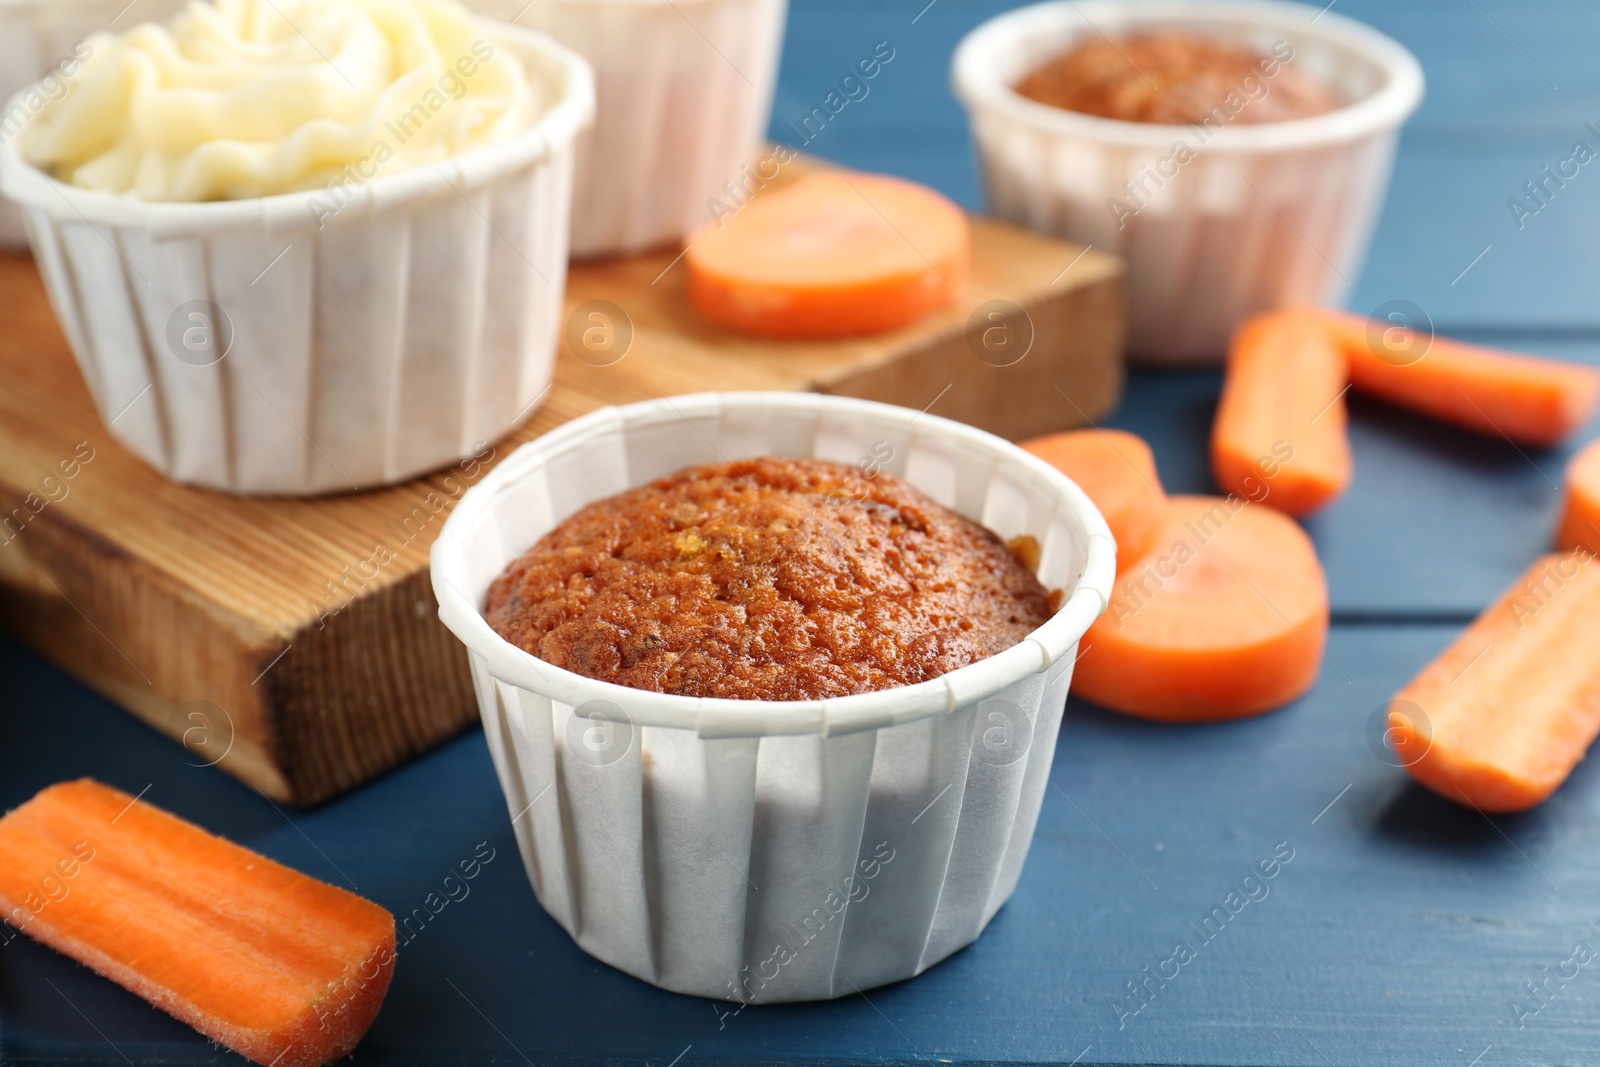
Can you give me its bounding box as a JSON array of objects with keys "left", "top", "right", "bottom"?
[
  {"left": 484, "top": 456, "right": 1056, "bottom": 701},
  {"left": 1013, "top": 33, "right": 1341, "bottom": 126}
]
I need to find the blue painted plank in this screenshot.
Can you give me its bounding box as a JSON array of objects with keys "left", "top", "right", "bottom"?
[
  {"left": 1348, "top": 143, "right": 1600, "bottom": 330},
  {"left": 4, "top": 626, "right": 1597, "bottom": 1067}
]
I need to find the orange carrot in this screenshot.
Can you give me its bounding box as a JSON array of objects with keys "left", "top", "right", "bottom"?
[
  {"left": 1071, "top": 494, "right": 1328, "bottom": 721},
  {"left": 1320, "top": 310, "right": 1600, "bottom": 447},
  {"left": 1022, "top": 428, "right": 1166, "bottom": 569},
  {"left": 0, "top": 780, "right": 394, "bottom": 1067},
  {"left": 1556, "top": 438, "right": 1600, "bottom": 556},
  {"left": 684, "top": 171, "right": 968, "bottom": 338},
  {"left": 1388, "top": 550, "right": 1600, "bottom": 812},
  {"left": 1212, "top": 311, "right": 1351, "bottom": 516}
]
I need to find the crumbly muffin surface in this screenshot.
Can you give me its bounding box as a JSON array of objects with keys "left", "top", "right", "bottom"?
[
  {"left": 1013, "top": 34, "right": 1342, "bottom": 125},
  {"left": 484, "top": 457, "right": 1054, "bottom": 700}
]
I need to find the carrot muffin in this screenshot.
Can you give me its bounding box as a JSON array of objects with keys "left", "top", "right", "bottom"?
[
  {"left": 484, "top": 457, "right": 1056, "bottom": 700},
  {"left": 1013, "top": 34, "right": 1341, "bottom": 125}
]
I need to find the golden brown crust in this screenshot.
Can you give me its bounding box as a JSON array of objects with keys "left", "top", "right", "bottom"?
[
  {"left": 1013, "top": 34, "right": 1341, "bottom": 126},
  {"left": 484, "top": 457, "right": 1054, "bottom": 700}
]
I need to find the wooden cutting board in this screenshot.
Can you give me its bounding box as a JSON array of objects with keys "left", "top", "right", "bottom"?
[{"left": 0, "top": 205, "right": 1124, "bottom": 805}]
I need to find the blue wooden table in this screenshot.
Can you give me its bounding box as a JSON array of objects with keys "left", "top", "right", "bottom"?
[{"left": 5, "top": 2, "right": 1600, "bottom": 1064}]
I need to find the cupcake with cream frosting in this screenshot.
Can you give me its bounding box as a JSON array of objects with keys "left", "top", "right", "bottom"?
[
  {"left": 24, "top": 0, "right": 541, "bottom": 200},
  {"left": 1, "top": 0, "right": 594, "bottom": 494}
]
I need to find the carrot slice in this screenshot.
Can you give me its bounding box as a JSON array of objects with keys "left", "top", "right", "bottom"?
[
  {"left": 1556, "top": 439, "right": 1600, "bottom": 555},
  {"left": 1212, "top": 311, "right": 1351, "bottom": 516},
  {"left": 1319, "top": 310, "right": 1600, "bottom": 447},
  {"left": 1022, "top": 428, "right": 1166, "bottom": 569},
  {"left": 1388, "top": 550, "right": 1600, "bottom": 812},
  {"left": 684, "top": 171, "right": 968, "bottom": 338},
  {"left": 0, "top": 780, "right": 394, "bottom": 1067},
  {"left": 1072, "top": 494, "right": 1328, "bottom": 721}
]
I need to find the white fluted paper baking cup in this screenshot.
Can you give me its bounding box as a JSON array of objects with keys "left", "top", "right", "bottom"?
[
  {"left": 431, "top": 392, "right": 1114, "bottom": 1001},
  {"left": 0, "top": 25, "right": 594, "bottom": 495},
  {"left": 0, "top": 0, "right": 187, "bottom": 248},
  {"left": 953, "top": 0, "right": 1423, "bottom": 364},
  {"left": 464, "top": 0, "right": 785, "bottom": 259}
]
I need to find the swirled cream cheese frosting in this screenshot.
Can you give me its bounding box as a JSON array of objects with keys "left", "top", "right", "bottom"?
[{"left": 20, "top": 0, "right": 541, "bottom": 202}]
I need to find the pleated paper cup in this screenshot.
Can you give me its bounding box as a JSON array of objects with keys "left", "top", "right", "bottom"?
[
  {"left": 953, "top": 0, "right": 1423, "bottom": 364},
  {"left": 464, "top": 0, "right": 786, "bottom": 259},
  {"left": 0, "top": 24, "right": 594, "bottom": 496},
  {"left": 0, "top": 0, "right": 188, "bottom": 248},
  {"left": 431, "top": 392, "right": 1114, "bottom": 1002}
]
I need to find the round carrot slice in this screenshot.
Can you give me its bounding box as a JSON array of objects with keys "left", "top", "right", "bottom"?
[
  {"left": 1072, "top": 494, "right": 1329, "bottom": 722},
  {"left": 1556, "top": 438, "right": 1600, "bottom": 556},
  {"left": 1022, "top": 429, "right": 1165, "bottom": 569},
  {"left": 685, "top": 171, "right": 968, "bottom": 338}
]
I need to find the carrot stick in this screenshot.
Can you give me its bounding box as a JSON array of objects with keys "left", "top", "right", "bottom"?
[
  {"left": 685, "top": 171, "right": 968, "bottom": 338},
  {"left": 1319, "top": 310, "right": 1600, "bottom": 447},
  {"left": 1388, "top": 550, "right": 1600, "bottom": 812},
  {"left": 1071, "top": 494, "right": 1329, "bottom": 721},
  {"left": 0, "top": 780, "right": 394, "bottom": 1067},
  {"left": 1211, "top": 311, "right": 1351, "bottom": 516},
  {"left": 1556, "top": 439, "right": 1600, "bottom": 556},
  {"left": 1022, "top": 428, "right": 1165, "bottom": 569}
]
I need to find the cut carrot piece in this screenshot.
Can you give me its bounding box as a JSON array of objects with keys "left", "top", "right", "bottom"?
[
  {"left": 0, "top": 780, "right": 394, "bottom": 1067},
  {"left": 1388, "top": 550, "right": 1600, "bottom": 812},
  {"left": 1022, "top": 428, "right": 1166, "bottom": 569},
  {"left": 1212, "top": 311, "right": 1351, "bottom": 516},
  {"left": 1556, "top": 439, "right": 1600, "bottom": 556},
  {"left": 1319, "top": 310, "right": 1600, "bottom": 447},
  {"left": 1072, "top": 494, "right": 1328, "bottom": 721},
  {"left": 685, "top": 171, "right": 968, "bottom": 338}
]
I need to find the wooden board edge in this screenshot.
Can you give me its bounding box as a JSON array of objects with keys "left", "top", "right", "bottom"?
[
  {"left": 0, "top": 502, "right": 296, "bottom": 800},
  {"left": 263, "top": 567, "right": 478, "bottom": 805}
]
